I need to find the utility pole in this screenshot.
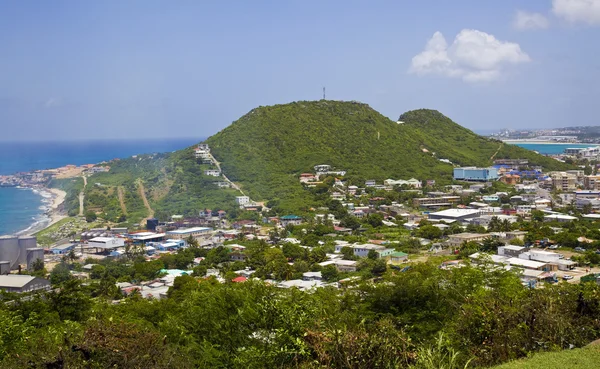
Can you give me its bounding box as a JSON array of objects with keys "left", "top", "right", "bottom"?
[{"left": 323, "top": 87, "right": 326, "bottom": 100}]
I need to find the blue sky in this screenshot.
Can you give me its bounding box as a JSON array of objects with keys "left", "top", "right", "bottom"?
[{"left": 1, "top": 0, "right": 599, "bottom": 140}]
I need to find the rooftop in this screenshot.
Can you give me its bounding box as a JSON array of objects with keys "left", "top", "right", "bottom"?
[
  {"left": 429, "top": 209, "right": 480, "bottom": 218},
  {"left": 166, "top": 227, "right": 212, "bottom": 234},
  {"left": 0, "top": 275, "right": 37, "bottom": 288}
]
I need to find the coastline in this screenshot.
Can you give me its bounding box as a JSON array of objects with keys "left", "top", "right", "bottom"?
[
  {"left": 503, "top": 140, "right": 598, "bottom": 146},
  {"left": 15, "top": 186, "right": 67, "bottom": 236}
]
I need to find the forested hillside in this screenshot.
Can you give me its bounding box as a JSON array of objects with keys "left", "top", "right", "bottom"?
[{"left": 81, "top": 100, "right": 572, "bottom": 220}]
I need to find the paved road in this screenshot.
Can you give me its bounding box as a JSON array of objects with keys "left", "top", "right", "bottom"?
[{"left": 78, "top": 175, "right": 87, "bottom": 216}]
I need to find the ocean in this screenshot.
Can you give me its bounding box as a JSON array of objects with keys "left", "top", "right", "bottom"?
[
  {"left": 510, "top": 143, "right": 598, "bottom": 155},
  {"left": 0, "top": 138, "right": 202, "bottom": 235}
]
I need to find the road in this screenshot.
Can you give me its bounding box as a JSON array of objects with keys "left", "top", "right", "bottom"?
[
  {"left": 78, "top": 175, "right": 87, "bottom": 216},
  {"left": 208, "top": 152, "right": 247, "bottom": 197}
]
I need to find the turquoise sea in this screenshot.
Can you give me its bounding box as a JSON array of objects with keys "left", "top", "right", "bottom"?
[
  {"left": 0, "top": 138, "right": 202, "bottom": 235},
  {"left": 511, "top": 143, "right": 598, "bottom": 155}
]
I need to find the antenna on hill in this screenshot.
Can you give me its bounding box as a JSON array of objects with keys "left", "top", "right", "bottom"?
[{"left": 323, "top": 87, "right": 326, "bottom": 100}]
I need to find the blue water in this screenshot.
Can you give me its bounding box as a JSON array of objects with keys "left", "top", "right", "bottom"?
[
  {"left": 512, "top": 143, "right": 598, "bottom": 155},
  {"left": 0, "top": 138, "right": 202, "bottom": 175},
  {"left": 0, "top": 187, "right": 47, "bottom": 235},
  {"left": 0, "top": 138, "right": 203, "bottom": 235}
]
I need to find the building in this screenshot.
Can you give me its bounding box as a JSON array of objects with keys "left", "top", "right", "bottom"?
[
  {"left": 88, "top": 237, "right": 125, "bottom": 250},
  {"left": 194, "top": 144, "right": 211, "bottom": 160},
  {"left": 551, "top": 172, "right": 577, "bottom": 191},
  {"left": 389, "top": 251, "right": 409, "bottom": 264},
  {"left": 166, "top": 227, "right": 212, "bottom": 240},
  {"left": 318, "top": 259, "right": 357, "bottom": 272},
  {"left": 384, "top": 178, "right": 422, "bottom": 188},
  {"left": 413, "top": 196, "right": 461, "bottom": 208},
  {"left": 236, "top": 196, "right": 250, "bottom": 205},
  {"left": 129, "top": 232, "right": 166, "bottom": 243},
  {"left": 51, "top": 243, "right": 77, "bottom": 255},
  {"left": 350, "top": 244, "right": 394, "bottom": 258},
  {"left": 498, "top": 245, "right": 525, "bottom": 258},
  {"left": 204, "top": 169, "right": 221, "bottom": 177},
  {"left": 447, "top": 233, "right": 490, "bottom": 247},
  {"left": 280, "top": 215, "right": 303, "bottom": 227},
  {"left": 584, "top": 175, "right": 600, "bottom": 191},
  {"left": 428, "top": 209, "right": 481, "bottom": 222},
  {"left": 453, "top": 167, "right": 499, "bottom": 181},
  {"left": 0, "top": 275, "right": 51, "bottom": 293}
]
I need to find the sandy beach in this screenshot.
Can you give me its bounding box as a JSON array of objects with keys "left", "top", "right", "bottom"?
[{"left": 17, "top": 187, "right": 68, "bottom": 236}]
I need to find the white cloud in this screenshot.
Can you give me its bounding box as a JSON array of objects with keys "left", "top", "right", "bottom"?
[
  {"left": 513, "top": 10, "right": 550, "bottom": 30},
  {"left": 409, "top": 29, "right": 531, "bottom": 83},
  {"left": 552, "top": 0, "right": 600, "bottom": 25}
]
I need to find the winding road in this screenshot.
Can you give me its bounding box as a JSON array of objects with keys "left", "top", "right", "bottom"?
[{"left": 208, "top": 152, "right": 247, "bottom": 197}]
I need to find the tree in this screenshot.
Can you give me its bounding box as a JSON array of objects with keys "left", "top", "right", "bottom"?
[
  {"left": 185, "top": 235, "right": 199, "bottom": 248},
  {"left": 367, "top": 250, "right": 379, "bottom": 260},
  {"left": 341, "top": 246, "right": 356, "bottom": 260},
  {"left": 85, "top": 210, "right": 97, "bottom": 223},
  {"left": 321, "top": 265, "right": 339, "bottom": 282},
  {"left": 366, "top": 213, "right": 384, "bottom": 228},
  {"left": 50, "top": 262, "right": 73, "bottom": 285},
  {"left": 417, "top": 225, "right": 443, "bottom": 240}
]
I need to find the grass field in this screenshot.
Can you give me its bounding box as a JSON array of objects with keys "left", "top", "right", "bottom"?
[{"left": 493, "top": 345, "right": 600, "bottom": 369}]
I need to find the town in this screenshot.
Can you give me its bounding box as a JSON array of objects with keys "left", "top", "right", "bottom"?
[{"left": 4, "top": 145, "right": 600, "bottom": 301}]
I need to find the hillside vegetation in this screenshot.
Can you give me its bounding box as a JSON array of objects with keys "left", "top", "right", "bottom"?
[
  {"left": 82, "top": 100, "right": 572, "bottom": 220},
  {"left": 493, "top": 344, "right": 600, "bottom": 369}
]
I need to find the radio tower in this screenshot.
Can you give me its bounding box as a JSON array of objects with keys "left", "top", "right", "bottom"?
[{"left": 323, "top": 87, "right": 326, "bottom": 100}]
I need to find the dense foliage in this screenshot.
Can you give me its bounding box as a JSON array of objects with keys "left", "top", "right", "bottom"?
[{"left": 5, "top": 260, "right": 600, "bottom": 368}]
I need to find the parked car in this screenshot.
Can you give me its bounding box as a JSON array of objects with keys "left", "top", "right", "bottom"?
[
  {"left": 562, "top": 275, "right": 574, "bottom": 280},
  {"left": 548, "top": 245, "right": 559, "bottom": 250},
  {"left": 574, "top": 247, "right": 585, "bottom": 253}
]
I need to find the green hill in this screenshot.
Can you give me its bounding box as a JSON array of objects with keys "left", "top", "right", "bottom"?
[
  {"left": 77, "top": 100, "right": 572, "bottom": 221},
  {"left": 206, "top": 101, "right": 569, "bottom": 210}
]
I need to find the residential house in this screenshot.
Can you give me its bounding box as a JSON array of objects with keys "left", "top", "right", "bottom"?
[
  {"left": 204, "top": 169, "right": 221, "bottom": 177},
  {"left": 280, "top": 215, "right": 303, "bottom": 227},
  {"left": 446, "top": 233, "right": 490, "bottom": 247}
]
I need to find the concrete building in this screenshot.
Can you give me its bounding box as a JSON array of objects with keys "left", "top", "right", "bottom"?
[
  {"left": 88, "top": 237, "right": 125, "bottom": 250},
  {"left": 584, "top": 175, "right": 600, "bottom": 191},
  {"left": 204, "top": 169, "right": 221, "bottom": 177},
  {"left": 280, "top": 215, "right": 303, "bottom": 227},
  {"left": 236, "top": 196, "right": 250, "bottom": 205},
  {"left": 166, "top": 227, "right": 212, "bottom": 240},
  {"left": 318, "top": 259, "right": 357, "bottom": 272},
  {"left": 551, "top": 172, "right": 577, "bottom": 191},
  {"left": 0, "top": 275, "right": 51, "bottom": 293},
  {"left": 453, "top": 167, "right": 499, "bottom": 181},
  {"left": 413, "top": 196, "right": 461, "bottom": 208},
  {"left": 498, "top": 245, "right": 526, "bottom": 258},
  {"left": 447, "top": 233, "right": 490, "bottom": 247},
  {"left": 51, "top": 243, "right": 77, "bottom": 255}
]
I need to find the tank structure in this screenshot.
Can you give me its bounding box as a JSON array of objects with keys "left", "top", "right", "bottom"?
[
  {"left": 0, "top": 235, "right": 20, "bottom": 270},
  {"left": 0, "top": 261, "right": 10, "bottom": 275},
  {"left": 18, "top": 236, "right": 37, "bottom": 266},
  {"left": 26, "top": 248, "right": 44, "bottom": 271}
]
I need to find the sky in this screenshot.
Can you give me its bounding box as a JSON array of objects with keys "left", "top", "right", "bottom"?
[{"left": 1, "top": 0, "right": 600, "bottom": 141}]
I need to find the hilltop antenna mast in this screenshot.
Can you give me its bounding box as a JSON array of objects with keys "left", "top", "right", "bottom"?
[{"left": 323, "top": 87, "right": 326, "bottom": 100}]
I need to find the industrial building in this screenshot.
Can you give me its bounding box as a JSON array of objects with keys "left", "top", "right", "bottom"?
[
  {"left": 0, "top": 275, "right": 51, "bottom": 293},
  {"left": 0, "top": 235, "right": 39, "bottom": 270},
  {"left": 88, "top": 237, "right": 125, "bottom": 250},
  {"left": 453, "top": 167, "right": 499, "bottom": 181},
  {"left": 427, "top": 209, "right": 481, "bottom": 222},
  {"left": 166, "top": 227, "right": 212, "bottom": 240}
]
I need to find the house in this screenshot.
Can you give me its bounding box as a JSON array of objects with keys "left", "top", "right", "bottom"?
[
  {"left": 0, "top": 275, "right": 51, "bottom": 293},
  {"left": 280, "top": 215, "right": 303, "bottom": 227},
  {"left": 319, "top": 259, "right": 357, "bottom": 272},
  {"left": 236, "top": 196, "right": 250, "bottom": 205},
  {"left": 544, "top": 214, "right": 577, "bottom": 222},
  {"left": 498, "top": 245, "right": 526, "bottom": 258},
  {"left": 299, "top": 173, "right": 317, "bottom": 183},
  {"left": 302, "top": 271, "right": 322, "bottom": 281},
  {"left": 204, "top": 169, "right": 221, "bottom": 177},
  {"left": 389, "top": 251, "right": 409, "bottom": 264},
  {"left": 447, "top": 233, "right": 490, "bottom": 247},
  {"left": 413, "top": 196, "right": 461, "bottom": 208}
]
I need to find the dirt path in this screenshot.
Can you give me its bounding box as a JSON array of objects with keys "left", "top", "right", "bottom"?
[
  {"left": 490, "top": 142, "right": 504, "bottom": 161},
  {"left": 117, "top": 186, "right": 128, "bottom": 215},
  {"left": 137, "top": 179, "right": 154, "bottom": 222},
  {"left": 78, "top": 175, "right": 87, "bottom": 216}
]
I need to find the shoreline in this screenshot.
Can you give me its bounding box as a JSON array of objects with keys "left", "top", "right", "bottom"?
[
  {"left": 14, "top": 186, "right": 68, "bottom": 236},
  {"left": 503, "top": 140, "right": 598, "bottom": 146}
]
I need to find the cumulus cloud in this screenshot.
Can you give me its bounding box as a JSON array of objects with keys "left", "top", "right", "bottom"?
[
  {"left": 513, "top": 10, "right": 550, "bottom": 30},
  {"left": 552, "top": 0, "right": 600, "bottom": 25},
  {"left": 409, "top": 29, "right": 531, "bottom": 83}
]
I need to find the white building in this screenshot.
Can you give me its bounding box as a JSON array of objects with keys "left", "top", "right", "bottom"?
[
  {"left": 204, "top": 169, "right": 221, "bottom": 177},
  {"left": 166, "top": 227, "right": 212, "bottom": 240},
  {"left": 88, "top": 237, "right": 125, "bottom": 250},
  {"left": 236, "top": 196, "right": 250, "bottom": 205}
]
